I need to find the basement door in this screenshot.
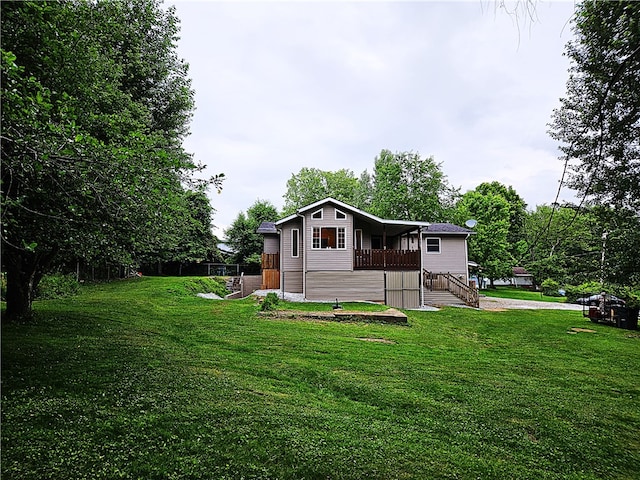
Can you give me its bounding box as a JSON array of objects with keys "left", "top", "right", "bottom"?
[{"left": 385, "top": 271, "right": 421, "bottom": 309}]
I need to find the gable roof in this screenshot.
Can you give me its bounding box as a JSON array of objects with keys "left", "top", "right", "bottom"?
[{"left": 275, "top": 197, "right": 431, "bottom": 237}]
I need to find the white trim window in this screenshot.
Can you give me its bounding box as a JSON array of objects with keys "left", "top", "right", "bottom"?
[
  {"left": 426, "top": 237, "right": 441, "bottom": 254},
  {"left": 312, "top": 227, "right": 346, "bottom": 249},
  {"left": 311, "top": 209, "right": 323, "bottom": 220},
  {"left": 335, "top": 209, "right": 347, "bottom": 220},
  {"left": 291, "top": 228, "right": 299, "bottom": 258}
]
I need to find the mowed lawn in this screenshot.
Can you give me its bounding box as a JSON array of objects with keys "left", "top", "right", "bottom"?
[{"left": 2, "top": 277, "right": 639, "bottom": 479}]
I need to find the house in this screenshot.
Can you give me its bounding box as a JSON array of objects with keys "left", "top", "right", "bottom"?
[
  {"left": 489, "top": 267, "right": 535, "bottom": 288},
  {"left": 258, "top": 198, "right": 477, "bottom": 308}
]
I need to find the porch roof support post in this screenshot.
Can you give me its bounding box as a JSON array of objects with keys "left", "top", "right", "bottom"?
[
  {"left": 420, "top": 227, "right": 425, "bottom": 307},
  {"left": 382, "top": 225, "right": 387, "bottom": 268}
]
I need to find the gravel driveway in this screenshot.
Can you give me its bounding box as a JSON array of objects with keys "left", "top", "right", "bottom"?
[{"left": 480, "top": 296, "right": 583, "bottom": 311}]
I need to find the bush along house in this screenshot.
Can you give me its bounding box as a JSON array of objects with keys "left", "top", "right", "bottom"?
[{"left": 258, "top": 198, "right": 477, "bottom": 309}]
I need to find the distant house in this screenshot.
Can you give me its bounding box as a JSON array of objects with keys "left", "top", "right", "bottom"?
[
  {"left": 258, "top": 198, "right": 477, "bottom": 308},
  {"left": 489, "top": 267, "right": 535, "bottom": 288}
]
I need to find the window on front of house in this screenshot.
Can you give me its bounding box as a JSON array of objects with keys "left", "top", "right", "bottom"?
[
  {"left": 311, "top": 209, "right": 323, "bottom": 219},
  {"left": 426, "top": 237, "right": 441, "bottom": 253},
  {"left": 312, "top": 227, "right": 346, "bottom": 249},
  {"left": 335, "top": 209, "right": 346, "bottom": 220}
]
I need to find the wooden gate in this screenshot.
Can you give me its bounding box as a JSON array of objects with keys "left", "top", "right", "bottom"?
[
  {"left": 385, "top": 271, "right": 420, "bottom": 309},
  {"left": 261, "top": 253, "right": 280, "bottom": 289}
]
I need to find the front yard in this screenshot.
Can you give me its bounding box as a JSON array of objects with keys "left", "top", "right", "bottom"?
[{"left": 2, "top": 277, "right": 639, "bottom": 479}]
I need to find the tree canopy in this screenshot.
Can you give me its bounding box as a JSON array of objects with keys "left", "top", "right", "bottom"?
[
  {"left": 282, "top": 168, "right": 360, "bottom": 216},
  {"left": 454, "top": 188, "right": 513, "bottom": 287},
  {"left": 281, "top": 150, "right": 458, "bottom": 221},
  {"left": 549, "top": 1, "right": 640, "bottom": 213},
  {"left": 224, "top": 200, "right": 279, "bottom": 266},
  {"left": 367, "top": 150, "right": 458, "bottom": 222},
  {"left": 1, "top": 0, "right": 221, "bottom": 320}
]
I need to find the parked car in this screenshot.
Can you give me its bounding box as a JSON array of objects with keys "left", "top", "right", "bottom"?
[{"left": 575, "top": 294, "right": 625, "bottom": 306}]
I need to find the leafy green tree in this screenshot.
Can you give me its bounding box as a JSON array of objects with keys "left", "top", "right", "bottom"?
[
  {"left": 523, "top": 205, "right": 600, "bottom": 285},
  {"left": 224, "top": 200, "right": 279, "bottom": 266},
  {"left": 282, "top": 168, "right": 360, "bottom": 215},
  {"left": 368, "top": 150, "right": 458, "bottom": 222},
  {"left": 1, "top": 1, "right": 222, "bottom": 320},
  {"left": 549, "top": 1, "right": 639, "bottom": 213},
  {"left": 455, "top": 190, "right": 513, "bottom": 287},
  {"left": 592, "top": 205, "right": 640, "bottom": 286},
  {"left": 474, "top": 182, "right": 528, "bottom": 261}
]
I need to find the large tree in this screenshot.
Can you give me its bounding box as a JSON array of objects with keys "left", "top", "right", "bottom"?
[
  {"left": 1, "top": 0, "right": 221, "bottom": 320},
  {"left": 549, "top": 1, "right": 639, "bottom": 213},
  {"left": 224, "top": 200, "right": 279, "bottom": 266},
  {"left": 522, "top": 205, "right": 601, "bottom": 285},
  {"left": 282, "top": 168, "right": 360, "bottom": 216},
  {"left": 368, "top": 150, "right": 458, "bottom": 222},
  {"left": 474, "top": 181, "right": 527, "bottom": 261},
  {"left": 455, "top": 189, "right": 513, "bottom": 287}
]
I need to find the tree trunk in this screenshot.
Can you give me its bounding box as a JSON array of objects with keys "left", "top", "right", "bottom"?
[
  {"left": 3, "top": 245, "right": 56, "bottom": 322},
  {"left": 4, "top": 250, "right": 36, "bottom": 322}
]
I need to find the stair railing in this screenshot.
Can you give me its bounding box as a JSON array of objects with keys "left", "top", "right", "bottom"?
[{"left": 423, "top": 270, "right": 479, "bottom": 308}]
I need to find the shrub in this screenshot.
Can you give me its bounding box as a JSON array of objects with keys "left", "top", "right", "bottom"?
[
  {"left": 609, "top": 285, "right": 640, "bottom": 309},
  {"left": 564, "top": 281, "right": 602, "bottom": 303},
  {"left": 35, "top": 273, "right": 80, "bottom": 300},
  {"left": 261, "top": 292, "right": 280, "bottom": 311},
  {"left": 541, "top": 278, "right": 561, "bottom": 297}
]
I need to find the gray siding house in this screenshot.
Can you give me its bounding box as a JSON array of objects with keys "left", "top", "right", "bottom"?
[{"left": 259, "top": 198, "right": 477, "bottom": 308}]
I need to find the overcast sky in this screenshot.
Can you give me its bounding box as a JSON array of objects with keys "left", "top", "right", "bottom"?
[{"left": 169, "top": 0, "right": 578, "bottom": 236}]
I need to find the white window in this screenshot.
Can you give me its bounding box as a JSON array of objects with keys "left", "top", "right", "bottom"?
[
  {"left": 312, "top": 227, "right": 346, "bottom": 249},
  {"left": 426, "top": 237, "right": 441, "bottom": 253},
  {"left": 291, "top": 229, "right": 299, "bottom": 258},
  {"left": 311, "top": 209, "right": 323, "bottom": 219},
  {"left": 335, "top": 209, "right": 347, "bottom": 220}
]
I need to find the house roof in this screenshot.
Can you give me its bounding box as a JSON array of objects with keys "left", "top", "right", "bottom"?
[
  {"left": 512, "top": 267, "right": 532, "bottom": 276},
  {"left": 257, "top": 221, "right": 277, "bottom": 234},
  {"left": 274, "top": 197, "right": 433, "bottom": 237},
  {"left": 423, "top": 223, "right": 473, "bottom": 235}
]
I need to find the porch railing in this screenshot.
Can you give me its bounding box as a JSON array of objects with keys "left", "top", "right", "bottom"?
[
  {"left": 424, "top": 270, "right": 479, "bottom": 308},
  {"left": 354, "top": 249, "right": 421, "bottom": 270}
]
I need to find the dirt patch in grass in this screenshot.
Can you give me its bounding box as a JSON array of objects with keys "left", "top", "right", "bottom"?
[
  {"left": 357, "top": 337, "right": 396, "bottom": 344},
  {"left": 568, "top": 327, "right": 597, "bottom": 334}
]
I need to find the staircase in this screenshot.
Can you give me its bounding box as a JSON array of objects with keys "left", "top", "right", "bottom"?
[
  {"left": 423, "top": 270, "right": 479, "bottom": 308},
  {"left": 422, "top": 290, "right": 467, "bottom": 306}
]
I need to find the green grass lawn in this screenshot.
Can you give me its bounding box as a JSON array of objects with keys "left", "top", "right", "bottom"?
[
  {"left": 2, "top": 277, "right": 639, "bottom": 479},
  {"left": 481, "top": 286, "right": 568, "bottom": 303}
]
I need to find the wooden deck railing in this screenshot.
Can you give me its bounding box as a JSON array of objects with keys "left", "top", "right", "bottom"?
[
  {"left": 354, "top": 249, "right": 421, "bottom": 270},
  {"left": 424, "top": 270, "right": 479, "bottom": 308}
]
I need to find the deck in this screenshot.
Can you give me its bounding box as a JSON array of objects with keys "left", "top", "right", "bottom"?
[{"left": 354, "top": 249, "right": 421, "bottom": 270}]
